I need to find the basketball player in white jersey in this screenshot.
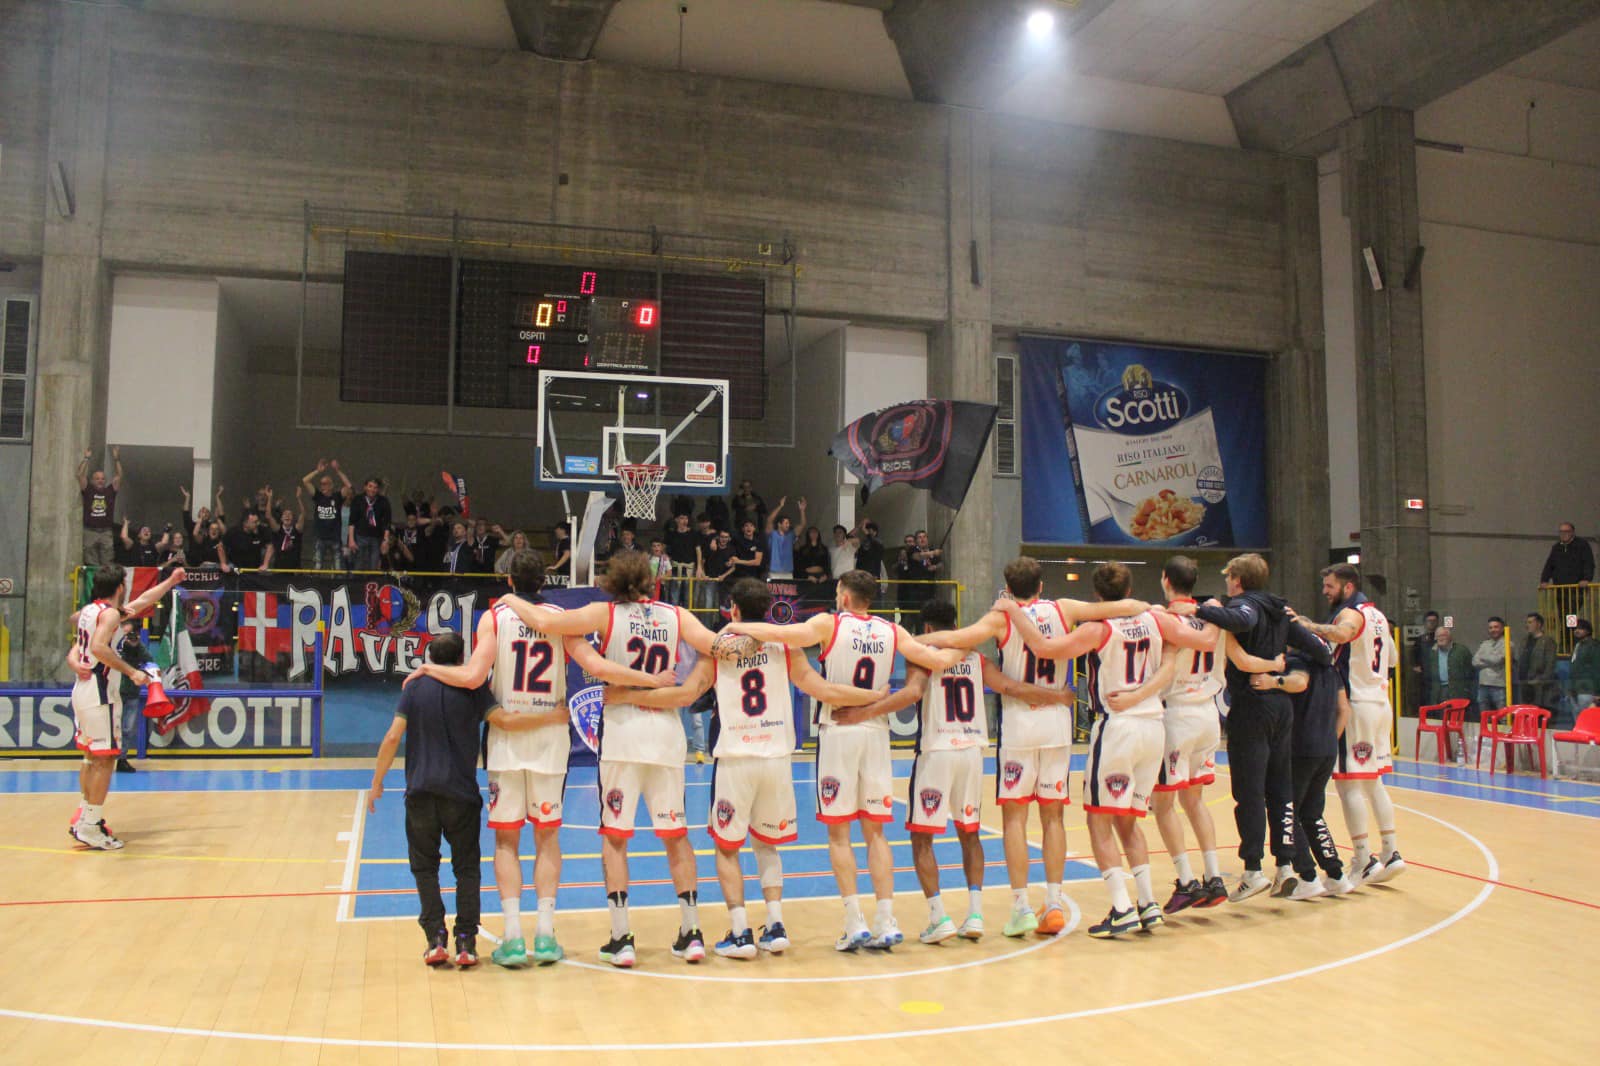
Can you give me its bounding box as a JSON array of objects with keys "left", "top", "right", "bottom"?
[
  {"left": 914, "top": 556, "right": 1145, "bottom": 938},
  {"left": 407, "top": 549, "right": 668, "bottom": 968},
  {"left": 725, "top": 569, "right": 963, "bottom": 951},
  {"left": 500, "top": 550, "right": 723, "bottom": 968},
  {"left": 1152, "top": 556, "right": 1284, "bottom": 913},
  {"left": 1290, "top": 564, "right": 1404, "bottom": 885},
  {"left": 998, "top": 562, "right": 1218, "bottom": 938},
  {"left": 835, "top": 599, "right": 1063, "bottom": 944},
  {"left": 603, "top": 578, "right": 884, "bottom": 959},
  {"left": 64, "top": 563, "right": 187, "bottom": 849}
]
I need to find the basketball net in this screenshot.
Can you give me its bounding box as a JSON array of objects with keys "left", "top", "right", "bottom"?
[{"left": 612, "top": 386, "right": 665, "bottom": 519}]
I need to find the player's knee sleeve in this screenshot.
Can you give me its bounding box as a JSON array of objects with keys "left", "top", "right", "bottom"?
[{"left": 755, "top": 842, "right": 784, "bottom": 889}]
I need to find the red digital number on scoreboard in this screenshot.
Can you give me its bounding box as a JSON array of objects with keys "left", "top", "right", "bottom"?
[
  {"left": 580, "top": 271, "right": 597, "bottom": 296},
  {"left": 635, "top": 303, "right": 656, "bottom": 327},
  {"left": 525, "top": 344, "right": 542, "bottom": 365}
]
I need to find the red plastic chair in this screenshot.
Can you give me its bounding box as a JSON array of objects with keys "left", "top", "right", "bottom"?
[
  {"left": 1487, "top": 706, "right": 1550, "bottom": 777},
  {"left": 1552, "top": 705, "right": 1600, "bottom": 776},
  {"left": 1416, "top": 699, "right": 1470, "bottom": 763},
  {"left": 1475, "top": 707, "right": 1513, "bottom": 769}
]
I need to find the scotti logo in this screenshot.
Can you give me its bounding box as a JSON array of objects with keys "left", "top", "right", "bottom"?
[{"left": 1094, "top": 363, "right": 1190, "bottom": 432}]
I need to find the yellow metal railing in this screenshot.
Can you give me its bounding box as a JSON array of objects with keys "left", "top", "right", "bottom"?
[{"left": 1536, "top": 583, "right": 1596, "bottom": 655}]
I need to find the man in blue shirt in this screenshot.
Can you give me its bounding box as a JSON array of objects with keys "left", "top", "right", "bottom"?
[{"left": 764, "top": 495, "right": 803, "bottom": 580}]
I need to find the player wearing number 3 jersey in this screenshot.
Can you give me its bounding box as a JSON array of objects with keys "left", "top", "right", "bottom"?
[
  {"left": 409, "top": 550, "right": 669, "bottom": 968},
  {"left": 726, "top": 569, "right": 964, "bottom": 952},
  {"left": 605, "top": 579, "right": 884, "bottom": 960},
  {"left": 920, "top": 556, "right": 1146, "bottom": 938},
  {"left": 501, "top": 551, "right": 723, "bottom": 969}
]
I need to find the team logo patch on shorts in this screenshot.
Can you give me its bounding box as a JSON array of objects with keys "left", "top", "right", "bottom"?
[
  {"left": 820, "top": 776, "right": 840, "bottom": 806},
  {"left": 715, "top": 798, "right": 736, "bottom": 829},
  {"left": 605, "top": 788, "right": 625, "bottom": 816},
  {"left": 1106, "top": 773, "right": 1130, "bottom": 799},
  {"left": 1003, "top": 761, "right": 1024, "bottom": 789},
  {"left": 920, "top": 788, "right": 942, "bottom": 817},
  {"left": 1353, "top": 742, "right": 1373, "bottom": 762},
  {"left": 488, "top": 781, "right": 500, "bottom": 806},
  {"left": 1168, "top": 750, "right": 1181, "bottom": 775}
]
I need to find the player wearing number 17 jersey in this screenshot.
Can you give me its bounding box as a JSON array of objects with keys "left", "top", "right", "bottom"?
[
  {"left": 410, "top": 550, "right": 667, "bottom": 968},
  {"left": 726, "top": 570, "right": 964, "bottom": 952},
  {"left": 502, "top": 551, "right": 724, "bottom": 969}
]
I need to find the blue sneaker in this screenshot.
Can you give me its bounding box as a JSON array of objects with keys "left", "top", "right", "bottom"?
[
  {"left": 834, "top": 927, "right": 872, "bottom": 952},
  {"left": 758, "top": 923, "right": 790, "bottom": 954},
  {"left": 715, "top": 928, "right": 757, "bottom": 959},
  {"left": 866, "top": 917, "right": 904, "bottom": 951}
]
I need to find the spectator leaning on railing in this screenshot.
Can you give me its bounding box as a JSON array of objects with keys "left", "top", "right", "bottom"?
[
  {"left": 1540, "top": 522, "right": 1594, "bottom": 587},
  {"left": 1471, "top": 617, "right": 1508, "bottom": 713}
]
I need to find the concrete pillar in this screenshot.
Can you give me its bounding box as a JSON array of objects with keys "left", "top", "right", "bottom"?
[
  {"left": 1265, "top": 156, "right": 1332, "bottom": 603},
  {"left": 1342, "top": 107, "right": 1430, "bottom": 618},
  {"left": 23, "top": 5, "right": 111, "bottom": 678},
  {"left": 928, "top": 109, "right": 995, "bottom": 621}
]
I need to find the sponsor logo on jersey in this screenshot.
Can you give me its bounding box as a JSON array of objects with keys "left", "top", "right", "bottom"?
[
  {"left": 882, "top": 794, "right": 893, "bottom": 809},
  {"left": 540, "top": 802, "right": 553, "bottom": 816},
  {"left": 1106, "top": 773, "right": 1130, "bottom": 799},
  {"left": 1353, "top": 741, "right": 1373, "bottom": 762},
  {"left": 920, "top": 788, "right": 942, "bottom": 817},
  {"left": 715, "top": 798, "right": 736, "bottom": 829},
  {"left": 963, "top": 804, "right": 975, "bottom": 818},
  {"left": 820, "top": 776, "right": 840, "bottom": 806},
  {"left": 1003, "top": 760, "right": 1024, "bottom": 789},
  {"left": 605, "top": 788, "right": 625, "bottom": 816}
]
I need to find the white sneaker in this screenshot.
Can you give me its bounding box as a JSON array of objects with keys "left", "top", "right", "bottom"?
[
  {"left": 72, "top": 820, "right": 123, "bottom": 851},
  {"left": 1350, "top": 855, "right": 1381, "bottom": 885},
  {"left": 919, "top": 916, "right": 957, "bottom": 944},
  {"left": 1230, "top": 870, "right": 1271, "bottom": 902},
  {"left": 1287, "top": 876, "right": 1327, "bottom": 901},
  {"left": 834, "top": 927, "right": 871, "bottom": 952},
  {"left": 1367, "top": 851, "right": 1406, "bottom": 884},
  {"left": 867, "top": 916, "right": 904, "bottom": 950},
  {"left": 1322, "top": 874, "right": 1357, "bottom": 896},
  {"left": 958, "top": 913, "right": 985, "bottom": 940}
]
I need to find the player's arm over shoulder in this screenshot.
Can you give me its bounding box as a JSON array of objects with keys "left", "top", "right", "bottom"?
[
  {"left": 895, "top": 625, "right": 964, "bottom": 672},
  {"left": 789, "top": 650, "right": 886, "bottom": 708},
  {"left": 1059, "top": 596, "right": 1148, "bottom": 624},
  {"left": 980, "top": 655, "right": 1066, "bottom": 705},
  {"left": 726, "top": 613, "right": 831, "bottom": 648},
  {"left": 1153, "top": 610, "right": 1217, "bottom": 652},
  {"left": 920, "top": 610, "right": 1005, "bottom": 650}
]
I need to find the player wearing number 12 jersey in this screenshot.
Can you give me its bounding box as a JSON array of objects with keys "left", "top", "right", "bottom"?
[
  {"left": 727, "top": 569, "right": 963, "bottom": 952},
  {"left": 920, "top": 556, "right": 1145, "bottom": 938},
  {"left": 502, "top": 551, "right": 723, "bottom": 969},
  {"left": 605, "top": 579, "right": 883, "bottom": 959},
  {"left": 409, "top": 550, "right": 668, "bottom": 968}
]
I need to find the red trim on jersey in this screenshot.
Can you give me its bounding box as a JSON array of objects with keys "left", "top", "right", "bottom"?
[
  {"left": 1193, "top": 772, "right": 1215, "bottom": 787},
  {"left": 782, "top": 648, "right": 794, "bottom": 684},
  {"left": 815, "top": 811, "right": 860, "bottom": 825},
  {"left": 1094, "top": 621, "right": 1113, "bottom": 653},
  {"left": 995, "top": 795, "right": 1036, "bottom": 805},
  {"left": 601, "top": 602, "right": 616, "bottom": 654},
  {"left": 1331, "top": 768, "right": 1391, "bottom": 781},
  {"left": 820, "top": 615, "right": 843, "bottom": 660},
  {"left": 1083, "top": 803, "right": 1146, "bottom": 818},
  {"left": 529, "top": 816, "right": 562, "bottom": 829},
  {"left": 749, "top": 826, "right": 798, "bottom": 846},
  {"left": 653, "top": 826, "right": 689, "bottom": 840},
  {"left": 891, "top": 621, "right": 900, "bottom": 659},
  {"left": 859, "top": 809, "right": 894, "bottom": 823},
  {"left": 905, "top": 821, "right": 944, "bottom": 834},
  {"left": 708, "top": 826, "right": 746, "bottom": 850},
  {"left": 1169, "top": 596, "right": 1197, "bottom": 605},
  {"left": 1036, "top": 796, "right": 1070, "bottom": 806},
  {"left": 1152, "top": 780, "right": 1190, "bottom": 794},
  {"left": 598, "top": 824, "right": 634, "bottom": 839},
  {"left": 1048, "top": 600, "right": 1069, "bottom": 633},
  {"left": 485, "top": 605, "right": 500, "bottom": 641},
  {"left": 1001, "top": 612, "right": 1013, "bottom": 647},
  {"left": 487, "top": 818, "right": 526, "bottom": 831},
  {"left": 1347, "top": 607, "right": 1367, "bottom": 642},
  {"left": 953, "top": 819, "right": 981, "bottom": 834},
  {"left": 73, "top": 736, "right": 121, "bottom": 758}
]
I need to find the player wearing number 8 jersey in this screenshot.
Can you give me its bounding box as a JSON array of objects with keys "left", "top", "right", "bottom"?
[
  {"left": 409, "top": 550, "right": 668, "bottom": 968},
  {"left": 919, "top": 556, "right": 1146, "bottom": 938},
  {"left": 501, "top": 551, "right": 723, "bottom": 968},
  {"left": 604, "top": 579, "right": 883, "bottom": 959},
  {"left": 727, "top": 569, "right": 964, "bottom": 952}
]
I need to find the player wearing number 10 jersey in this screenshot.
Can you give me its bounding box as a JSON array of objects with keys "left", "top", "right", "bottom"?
[
  {"left": 410, "top": 550, "right": 668, "bottom": 968},
  {"left": 502, "top": 551, "right": 723, "bottom": 969},
  {"left": 727, "top": 569, "right": 964, "bottom": 952}
]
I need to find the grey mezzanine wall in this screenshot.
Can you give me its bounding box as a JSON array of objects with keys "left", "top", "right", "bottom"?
[{"left": 1, "top": 0, "right": 1325, "bottom": 671}]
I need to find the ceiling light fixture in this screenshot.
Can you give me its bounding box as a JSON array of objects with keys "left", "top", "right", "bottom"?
[{"left": 1026, "top": 9, "right": 1055, "bottom": 36}]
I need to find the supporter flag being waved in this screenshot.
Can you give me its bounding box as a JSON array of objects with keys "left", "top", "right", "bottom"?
[
  {"left": 828, "top": 400, "right": 998, "bottom": 509},
  {"left": 441, "top": 470, "right": 470, "bottom": 518}
]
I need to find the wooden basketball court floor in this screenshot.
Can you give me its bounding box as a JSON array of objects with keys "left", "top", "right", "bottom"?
[{"left": 1, "top": 751, "right": 1595, "bottom": 1065}]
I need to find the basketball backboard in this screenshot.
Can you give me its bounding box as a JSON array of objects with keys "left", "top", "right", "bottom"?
[{"left": 534, "top": 369, "right": 730, "bottom": 496}]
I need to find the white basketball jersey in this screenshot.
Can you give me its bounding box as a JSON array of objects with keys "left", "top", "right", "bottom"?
[
  {"left": 598, "top": 600, "right": 686, "bottom": 766},
  {"left": 1163, "top": 603, "right": 1224, "bottom": 705},
  {"left": 817, "top": 613, "right": 897, "bottom": 731},
  {"left": 918, "top": 650, "right": 988, "bottom": 753},
  {"left": 712, "top": 641, "right": 794, "bottom": 759},
  {"left": 485, "top": 600, "right": 569, "bottom": 774},
  {"left": 1094, "top": 612, "right": 1165, "bottom": 719},
  {"left": 996, "top": 600, "right": 1073, "bottom": 749},
  {"left": 75, "top": 601, "right": 122, "bottom": 708},
  {"left": 1346, "top": 602, "right": 1392, "bottom": 704}
]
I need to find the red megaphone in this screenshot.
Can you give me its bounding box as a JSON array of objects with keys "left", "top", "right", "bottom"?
[{"left": 142, "top": 676, "right": 175, "bottom": 719}]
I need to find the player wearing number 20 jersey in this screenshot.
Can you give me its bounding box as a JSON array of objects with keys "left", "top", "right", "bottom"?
[{"left": 599, "top": 598, "right": 690, "bottom": 837}]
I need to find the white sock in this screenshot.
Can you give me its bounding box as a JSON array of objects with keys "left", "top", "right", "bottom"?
[
  {"left": 1130, "top": 864, "right": 1154, "bottom": 907},
  {"left": 536, "top": 897, "right": 555, "bottom": 938},
  {"left": 501, "top": 898, "right": 523, "bottom": 940},
  {"left": 729, "top": 905, "right": 749, "bottom": 935},
  {"left": 677, "top": 890, "right": 699, "bottom": 933},
  {"left": 1045, "top": 882, "right": 1062, "bottom": 909},
  {"left": 1202, "top": 849, "right": 1221, "bottom": 881},
  {"left": 81, "top": 803, "right": 103, "bottom": 826},
  {"left": 607, "top": 891, "right": 629, "bottom": 939},
  {"left": 926, "top": 894, "right": 946, "bottom": 923},
  {"left": 843, "top": 895, "right": 865, "bottom": 932},
  {"left": 1011, "top": 887, "right": 1030, "bottom": 913},
  {"left": 1173, "top": 852, "right": 1195, "bottom": 884},
  {"left": 875, "top": 897, "right": 895, "bottom": 926},
  {"left": 1102, "top": 868, "right": 1132, "bottom": 912},
  {"left": 1379, "top": 829, "right": 1398, "bottom": 859},
  {"left": 1352, "top": 840, "right": 1372, "bottom": 869},
  {"left": 765, "top": 899, "right": 783, "bottom": 926},
  {"left": 967, "top": 887, "right": 983, "bottom": 917}
]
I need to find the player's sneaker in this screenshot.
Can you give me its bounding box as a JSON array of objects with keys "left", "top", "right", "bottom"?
[
  {"left": 1002, "top": 908, "right": 1039, "bottom": 938},
  {"left": 96, "top": 821, "right": 123, "bottom": 848},
  {"left": 1137, "top": 901, "right": 1165, "bottom": 931},
  {"left": 1271, "top": 873, "right": 1300, "bottom": 899},
  {"left": 919, "top": 916, "right": 957, "bottom": 944},
  {"left": 715, "top": 929, "right": 757, "bottom": 959},
  {"left": 1164, "top": 879, "right": 1204, "bottom": 914},
  {"left": 867, "top": 917, "right": 904, "bottom": 950},
  {"left": 671, "top": 927, "right": 706, "bottom": 963},
  {"left": 532, "top": 935, "right": 565, "bottom": 964},
  {"left": 1368, "top": 851, "right": 1407, "bottom": 884},
  {"left": 491, "top": 937, "right": 530, "bottom": 968},
  {"left": 423, "top": 930, "right": 450, "bottom": 967},
  {"left": 1322, "top": 873, "right": 1357, "bottom": 896},
  {"left": 71, "top": 819, "right": 123, "bottom": 851},
  {"left": 958, "top": 913, "right": 985, "bottom": 940},
  {"left": 1230, "top": 869, "right": 1271, "bottom": 902},
  {"left": 1197, "top": 875, "right": 1229, "bottom": 907},
  {"left": 1351, "top": 854, "right": 1382, "bottom": 886},
  {"left": 1035, "top": 904, "right": 1066, "bottom": 936},
  {"left": 454, "top": 934, "right": 479, "bottom": 968},
  {"left": 834, "top": 927, "right": 871, "bottom": 952},
  {"left": 1087, "top": 907, "right": 1140, "bottom": 939},
  {"left": 1287, "top": 876, "right": 1327, "bottom": 901},
  {"left": 599, "top": 933, "right": 636, "bottom": 968},
  {"left": 758, "top": 923, "right": 790, "bottom": 954}
]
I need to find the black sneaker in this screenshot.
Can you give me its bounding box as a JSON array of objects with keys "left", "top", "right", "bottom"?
[
  {"left": 1164, "top": 879, "right": 1203, "bottom": 915},
  {"left": 423, "top": 929, "right": 450, "bottom": 967},
  {"left": 1137, "top": 901, "right": 1165, "bottom": 932},
  {"left": 1087, "top": 907, "right": 1140, "bottom": 939},
  {"left": 599, "top": 933, "right": 636, "bottom": 968},
  {"left": 454, "top": 933, "right": 479, "bottom": 968},
  {"left": 115, "top": 758, "right": 136, "bottom": 774},
  {"left": 1197, "top": 875, "right": 1228, "bottom": 908},
  {"left": 671, "top": 927, "right": 706, "bottom": 963}
]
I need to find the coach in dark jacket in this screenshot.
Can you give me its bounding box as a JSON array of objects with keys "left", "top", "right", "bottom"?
[{"left": 1265, "top": 637, "right": 1348, "bottom": 891}]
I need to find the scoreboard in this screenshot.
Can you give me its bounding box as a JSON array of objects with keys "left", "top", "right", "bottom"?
[{"left": 511, "top": 290, "right": 660, "bottom": 374}]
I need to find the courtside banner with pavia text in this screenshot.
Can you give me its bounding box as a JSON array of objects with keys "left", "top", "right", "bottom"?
[{"left": 1019, "top": 336, "right": 1268, "bottom": 548}]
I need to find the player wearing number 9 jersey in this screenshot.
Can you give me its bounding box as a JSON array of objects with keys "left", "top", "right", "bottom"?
[
  {"left": 919, "top": 556, "right": 1147, "bottom": 939},
  {"left": 725, "top": 569, "right": 964, "bottom": 953},
  {"left": 500, "top": 550, "right": 724, "bottom": 969},
  {"left": 410, "top": 550, "right": 668, "bottom": 968},
  {"left": 603, "top": 579, "right": 883, "bottom": 959}
]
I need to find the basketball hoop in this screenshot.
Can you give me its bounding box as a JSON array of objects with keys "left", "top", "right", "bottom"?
[{"left": 616, "top": 463, "right": 668, "bottom": 519}]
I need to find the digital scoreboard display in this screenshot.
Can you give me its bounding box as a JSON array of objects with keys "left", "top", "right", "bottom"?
[{"left": 511, "top": 287, "right": 660, "bottom": 375}]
